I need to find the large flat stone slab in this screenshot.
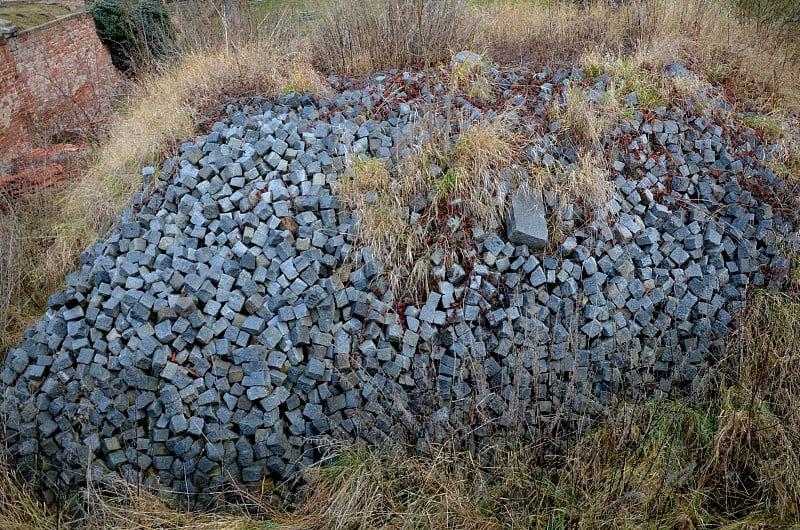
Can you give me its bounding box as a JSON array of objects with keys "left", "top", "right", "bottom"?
[{"left": 507, "top": 188, "right": 548, "bottom": 249}]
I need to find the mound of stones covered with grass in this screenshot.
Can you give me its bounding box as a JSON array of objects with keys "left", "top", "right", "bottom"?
[{"left": 2, "top": 60, "right": 797, "bottom": 508}]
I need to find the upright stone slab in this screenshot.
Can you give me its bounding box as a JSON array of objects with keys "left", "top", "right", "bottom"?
[{"left": 507, "top": 188, "right": 548, "bottom": 249}]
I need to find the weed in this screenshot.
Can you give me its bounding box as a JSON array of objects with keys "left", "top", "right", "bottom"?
[
  {"left": 537, "top": 88, "right": 617, "bottom": 224},
  {"left": 451, "top": 52, "right": 493, "bottom": 99},
  {"left": 336, "top": 111, "right": 514, "bottom": 298},
  {"left": 741, "top": 113, "right": 785, "bottom": 137}
]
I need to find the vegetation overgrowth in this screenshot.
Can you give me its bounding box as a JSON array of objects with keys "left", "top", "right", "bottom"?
[
  {"left": 1, "top": 0, "right": 799, "bottom": 527},
  {"left": 91, "top": 0, "right": 175, "bottom": 74}
]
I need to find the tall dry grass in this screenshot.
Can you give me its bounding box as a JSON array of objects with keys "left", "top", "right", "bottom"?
[
  {"left": 707, "top": 289, "right": 800, "bottom": 521},
  {"left": 0, "top": 190, "right": 72, "bottom": 354},
  {"left": 310, "top": 0, "right": 480, "bottom": 73},
  {"left": 0, "top": 200, "right": 23, "bottom": 354},
  {"left": 481, "top": 0, "right": 800, "bottom": 111},
  {"left": 170, "top": 0, "right": 308, "bottom": 54}
]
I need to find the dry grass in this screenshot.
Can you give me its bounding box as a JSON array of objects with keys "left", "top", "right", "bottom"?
[
  {"left": 532, "top": 149, "right": 615, "bottom": 218},
  {"left": 310, "top": 0, "right": 479, "bottom": 73},
  {"left": 481, "top": 0, "right": 800, "bottom": 113},
  {"left": 286, "top": 325, "right": 800, "bottom": 528},
  {"left": 170, "top": 0, "right": 308, "bottom": 55},
  {"left": 336, "top": 114, "right": 515, "bottom": 297},
  {"left": 445, "top": 117, "right": 515, "bottom": 231},
  {"left": 335, "top": 156, "right": 424, "bottom": 292},
  {"left": 282, "top": 400, "right": 723, "bottom": 529},
  {"left": 555, "top": 86, "right": 617, "bottom": 150},
  {"left": 706, "top": 289, "right": 800, "bottom": 522},
  {"left": 0, "top": 451, "right": 60, "bottom": 530},
  {"left": 529, "top": 88, "right": 617, "bottom": 226},
  {"left": 450, "top": 53, "right": 493, "bottom": 99},
  {"left": 0, "top": 190, "right": 70, "bottom": 353},
  {"left": 292, "top": 443, "right": 506, "bottom": 529},
  {"left": 65, "top": 478, "right": 269, "bottom": 530}
]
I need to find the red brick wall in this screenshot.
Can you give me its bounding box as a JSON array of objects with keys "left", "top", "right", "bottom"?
[
  {"left": 0, "top": 12, "right": 123, "bottom": 155},
  {"left": 0, "top": 43, "right": 24, "bottom": 160}
]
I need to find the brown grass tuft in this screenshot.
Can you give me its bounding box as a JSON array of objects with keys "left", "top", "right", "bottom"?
[
  {"left": 336, "top": 113, "right": 515, "bottom": 298},
  {"left": 293, "top": 443, "right": 503, "bottom": 529},
  {"left": 530, "top": 89, "right": 617, "bottom": 224}
]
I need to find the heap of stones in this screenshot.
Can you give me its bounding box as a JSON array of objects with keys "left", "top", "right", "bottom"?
[{"left": 2, "top": 59, "right": 797, "bottom": 508}]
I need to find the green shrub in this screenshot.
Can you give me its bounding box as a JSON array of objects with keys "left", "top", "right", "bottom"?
[{"left": 91, "top": 0, "right": 174, "bottom": 74}]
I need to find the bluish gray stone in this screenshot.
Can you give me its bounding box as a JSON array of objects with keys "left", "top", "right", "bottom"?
[{"left": 507, "top": 188, "right": 548, "bottom": 249}]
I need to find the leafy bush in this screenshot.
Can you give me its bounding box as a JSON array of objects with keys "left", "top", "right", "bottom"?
[{"left": 91, "top": 0, "right": 174, "bottom": 74}]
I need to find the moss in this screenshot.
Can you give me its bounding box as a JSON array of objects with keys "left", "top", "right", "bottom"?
[{"left": 0, "top": 3, "right": 69, "bottom": 30}]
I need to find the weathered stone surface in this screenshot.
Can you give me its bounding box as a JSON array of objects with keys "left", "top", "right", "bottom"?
[{"left": 507, "top": 188, "right": 548, "bottom": 249}]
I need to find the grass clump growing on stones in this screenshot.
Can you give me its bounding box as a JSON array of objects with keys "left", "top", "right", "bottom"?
[
  {"left": 337, "top": 114, "right": 516, "bottom": 298},
  {"left": 2, "top": 0, "right": 800, "bottom": 528}
]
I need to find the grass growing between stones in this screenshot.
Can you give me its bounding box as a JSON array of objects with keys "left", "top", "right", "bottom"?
[
  {"left": 336, "top": 114, "right": 515, "bottom": 298},
  {"left": 285, "top": 284, "right": 800, "bottom": 528},
  {"left": 537, "top": 87, "right": 617, "bottom": 223}
]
